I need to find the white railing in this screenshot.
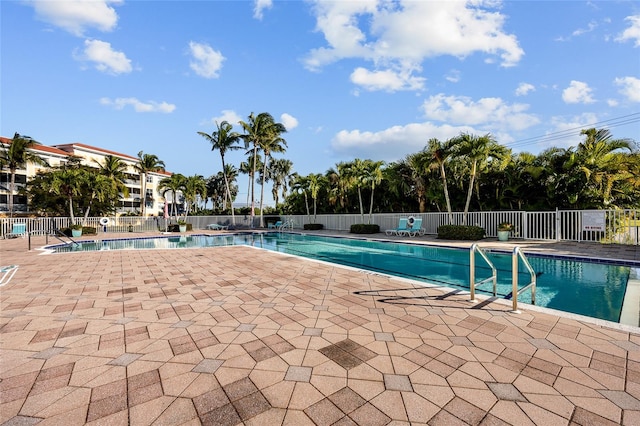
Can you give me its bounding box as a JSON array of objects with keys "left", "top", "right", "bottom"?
[
  {"left": 469, "top": 244, "right": 497, "bottom": 302},
  {"left": 2, "top": 209, "right": 638, "bottom": 245},
  {"left": 510, "top": 247, "right": 537, "bottom": 313}
]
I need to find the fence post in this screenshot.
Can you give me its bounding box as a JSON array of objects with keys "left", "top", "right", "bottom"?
[{"left": 555, "top": 208, "right": 560, "bottom": 242}]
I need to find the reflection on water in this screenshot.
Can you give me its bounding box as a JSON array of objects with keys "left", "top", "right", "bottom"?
[{"left": 49, "top": 232, "right": 631, "bottom": 323}]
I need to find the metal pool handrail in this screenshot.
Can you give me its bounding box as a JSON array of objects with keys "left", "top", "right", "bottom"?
[
  {"left": 469, "top": 244, "right": 497, "bottom": 302},
  {"left": 511, "top": 246, "right": 537, "bottom": 313}
]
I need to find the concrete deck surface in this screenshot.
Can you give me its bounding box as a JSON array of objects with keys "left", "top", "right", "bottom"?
[{"left": 1, "top": 231, "right": 640, "bottom": 425}]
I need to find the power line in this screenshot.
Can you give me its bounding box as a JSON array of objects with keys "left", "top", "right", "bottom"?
[{"left": 504, "top": 112, "right": 640, "bottom": 150}]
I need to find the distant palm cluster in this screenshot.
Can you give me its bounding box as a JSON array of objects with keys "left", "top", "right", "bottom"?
[{"left": 2, "top": 121, "right": 638, "bottom": 224}]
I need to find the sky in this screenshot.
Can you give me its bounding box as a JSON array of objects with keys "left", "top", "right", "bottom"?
[{"left": 2, "top": 0, "right": 639, "bottom": 206}]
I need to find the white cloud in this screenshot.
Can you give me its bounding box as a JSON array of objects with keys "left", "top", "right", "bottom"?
[
  {"left": 330, "top": 121, "right": 476, "bottom": 162},
  {"left": 515, "top": 82, "right": 535, "bottom": 96},
  {"left": 445, "top": 69, "right": 461, "bottom": 83},
  {"left": 614, "top": 76, "right": 640, "bottom": 102},
  {"left": 29, "top": 0, "right": 121, "bottom": 36},
  {"left": 541, "top": 113, "right": 600, "bottom": 150},
  {"left": 562, "top": 80, "right": 595, "bottom": 104},
  {"left": 280, "top": 113, "right": 298, "bottom": 130},
  {"left": 188, "top": 41, "right": 225, "bottom": 79},
  {"left": 253, "top": 0, "right": 273, "bottom": 20},
  {"left": 421, "top": 94, "right": 540, "bottom": 131},
  {"left": 571, "top": 20, "right": 598, "bottom": 37},
  {"left": 100, "top": 97, "right": 176, "bottom": 113},
  {"left": 304, "top": 1, "right": 523, "bottom": 92},
  {"left": 210, "top": 110, "right": 243, "bottom": 127},
  {"left": 607, "top": 99, "right": 619, "bottom": 107},
  {"left": 350, "top": 67, "right": 425, "bottom": 92},
  {"left": 75, "top": 39, "right": 131, "bottom": 74},
  {"left": 616, "top": 15, "right": 640, "bottom": 47}
]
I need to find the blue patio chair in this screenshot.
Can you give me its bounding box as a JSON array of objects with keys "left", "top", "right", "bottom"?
[
  {"left": 398, "top": 217, "right": 424, "bottom": 237},
  {"left": 5, "top": 223, "right": 27, "bottom": 239},
  {"left": 385, "top": 218, "right": 409, "bottom": 236},
  {"left": 206, "top": 224, "right": 228, "bottom": 230},
  {"left": 0, "top": 265, "right": 18, "bottom": 286},
  {"left": 268, "top": 220, "right": 283, "bottom": 229}
]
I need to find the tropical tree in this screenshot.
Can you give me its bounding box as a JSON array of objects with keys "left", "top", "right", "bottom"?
[
  {"left": 426, "top": 138, "right": 455, "bottom": 224},
  {"left": 48, "top": 167, "right": 86, "bottom": 225},
  {"left": 453, "top": 133, "right": 506, "bottom": 224},
  {"left": 239, "top": 112, "right": 286, "bottom": 227},
  {"left": 307, "top": 173, "right": 325, "bottom": 223},
  {"left": 571, "top": 128, "right": 635, "bottom": 208},
  {"left": 198, "top": 121, "right": 242, "bottom": 224},
  {"left": 258, "top": 133, "right": 287, "bottom": 220},
  {"left": 158, "top": 173, "right": 185, "bottom": 221},
  {"left": 181, "top": 175, "right": 207, "bottom": 219},
  {"left": 0, "top": 133, "right": 49, "bottom": 216},
  {"left": 94, "top": 155, "right": 129, "bottom": 200},
  {"left": 134, "top": 151, "right": 165, "bottom": 216},
  {"left": 326, "top": 162, "right": 351, "bottom": 213},
  {"left": 268, "top": 158, "right": 294, "bottom": 209},
  {"left": 362, "top": 160, "right": 384, "bottom": 223},
  {"left": 401, "top": 152, "right": 430, "bottom": 213},
  {"left": 290, "top": 174, "right": 311, "bottom": 221}
]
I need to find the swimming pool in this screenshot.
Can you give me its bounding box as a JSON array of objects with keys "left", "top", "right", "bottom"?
[{"left": 46, "top": 232, "right": 637, "bottom": 323}]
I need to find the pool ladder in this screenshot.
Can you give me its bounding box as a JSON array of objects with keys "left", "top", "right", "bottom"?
[{"left": 469, "top": 244, "right": 536, "bottom": 313}]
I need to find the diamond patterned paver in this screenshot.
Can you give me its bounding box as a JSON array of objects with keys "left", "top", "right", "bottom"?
[{"left": 1, "top": 232, "right": 639, "bottom": 425}]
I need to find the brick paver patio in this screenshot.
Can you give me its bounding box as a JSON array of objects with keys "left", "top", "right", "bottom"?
[{"left": 1, "top": 232, "right": 640, "bottom": 425}]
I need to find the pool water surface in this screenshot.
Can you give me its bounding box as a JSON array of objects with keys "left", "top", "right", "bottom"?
[{"left": 46, "top": 232, "right": 635, "bottom": 323}]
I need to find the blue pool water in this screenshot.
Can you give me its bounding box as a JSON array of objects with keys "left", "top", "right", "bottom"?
[{"left": 46, "top": 233, "right": 634, "bottom": 323}]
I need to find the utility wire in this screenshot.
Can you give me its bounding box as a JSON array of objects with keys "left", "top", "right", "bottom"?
[{"left": 504, "top": 112, "right": 640, "bottom": 150}]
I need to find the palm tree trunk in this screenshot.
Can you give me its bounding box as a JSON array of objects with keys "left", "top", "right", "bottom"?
[
  {"left": 463, "top": 162, "right": 477, "bottom": 225},
  {"left": 259, "top": 158, "right": 268, "bottom": 228},
  {"left": 251, "top": 143, "right": 257, "bottom": 227},
  {"left": 441, "top": 164, "right": 453, "bottom": 225},
  {"left": 304, "top": 192, "right": 310, "bottom": 222},
  {"left": 368, "top": 186, "right": 375, "bottom": 224},
  {"left": 9, "top": 170, "right": 15, "bottom": 217},
  {"left": 140, "top": 173, "right": 146, "bottom": 217},
  {"left": 358, "top": 187, "right": 364, "bottom": 223},
  {"left": 221, "top": 157, "right": 236, "bottom": 225},
  {"left": 68, "top": 196, "right": 75, "bottom": 225}
]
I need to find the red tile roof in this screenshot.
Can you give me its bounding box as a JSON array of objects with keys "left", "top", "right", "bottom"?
[{"left": 0, "top": 137, "right": 71, "bottom": 157}]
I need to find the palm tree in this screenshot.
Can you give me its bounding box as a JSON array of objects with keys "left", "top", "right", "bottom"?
[
  {"left": 402, "top": 152, "right": 430, "bottom": 213},
  {"left": 158, "top": 173, "right": 185, "bottom": 221},
  {"left": 290, "top": 174, "right": 311, "bottom": 221},
  {"left": 453, "top": 133, "right": 506, "bottom": 224},
  {"left": 182, "top": 175, "right": 207, "bottom": 219},
  {"left": 269, "top": 158, "right": 294, "bottom": 208},
  {"left": 426, "top": 138, "right": 455, "bottom": 224},
  {"left": 258, "top": 133, "right": 287, "bottom": 222},
  {"left": 0, "top": 133, "right": 49, "bottom": 216},
  {"left": 239, "top": 112, "right": 286, "bottom": 227},
  {"left": 362, "top": 160, "right": 384, "bottom": 223},
  {"left": 573, "top": 128, "right": 634, "bottom": 207},
  {"left": 307, "top": 173, "right": 325, "bottom": 223},
  {"left": 326, "top": 163, "right": 351, "bottom": 213},
  {"left": 94, "top": 155, "right": 129, "bottom": 200},
  {"left": 198, "top": 121, "right": 242, "bottom": 224},
  {"left": 134, "top": 151, "right": 165, "bottom": 216},
  {"left": 49, "top": 168, "right": 86, "bottom": 225}
]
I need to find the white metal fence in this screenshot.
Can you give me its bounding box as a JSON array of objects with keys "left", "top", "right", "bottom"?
[{"left": 2, "top": 209, "right": 638, "bottom": 245}]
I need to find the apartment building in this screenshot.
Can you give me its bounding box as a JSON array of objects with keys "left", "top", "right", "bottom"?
[{"left": 0, "top": 137, "right": 172, "bottom": 216}]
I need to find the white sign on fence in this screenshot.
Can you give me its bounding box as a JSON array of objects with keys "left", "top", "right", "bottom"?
[{"left": 582, "top": 211, "right": 606, "bottom": 231}]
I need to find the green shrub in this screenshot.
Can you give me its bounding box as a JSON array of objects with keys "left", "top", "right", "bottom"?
[
  {"left": 437, "top": 225, "right": 485, "bottom": 240},
  {"left": 303, "top": 223, "right": 324, "bottom": 230},
  {"left": 350, "top": 224, "right": 380, "bottom": 234},
  {"left": 82, "top": 226, "right": 97, "bottom": 235}
]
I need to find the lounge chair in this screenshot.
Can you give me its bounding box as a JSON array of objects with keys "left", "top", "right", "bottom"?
[
  {"left": 0, "top": 265, "right": 18, "bottom": 286},
  {"left": 385, "top": 218, "right": 409, "bottom": 236},
  {"left": 4, "top": 223, "right": 27, "bottom": 239},
  {"left": 398, "top": 218, "right": 424, "bottom": 237},
  {"left": 268, "top": 220, "right": 283, "bottom": 229},
  {"left": 206, "top": 223, "right": 228, "bottom": 230}
]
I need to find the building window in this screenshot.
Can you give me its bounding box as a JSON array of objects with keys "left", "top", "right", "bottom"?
[{"left": 146, "top": 175, "right": 153, "bottom": 183}]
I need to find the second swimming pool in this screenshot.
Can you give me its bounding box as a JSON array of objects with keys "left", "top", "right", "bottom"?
[{"left": 46, "top": 232, "right": 636, "bottom": 323}]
